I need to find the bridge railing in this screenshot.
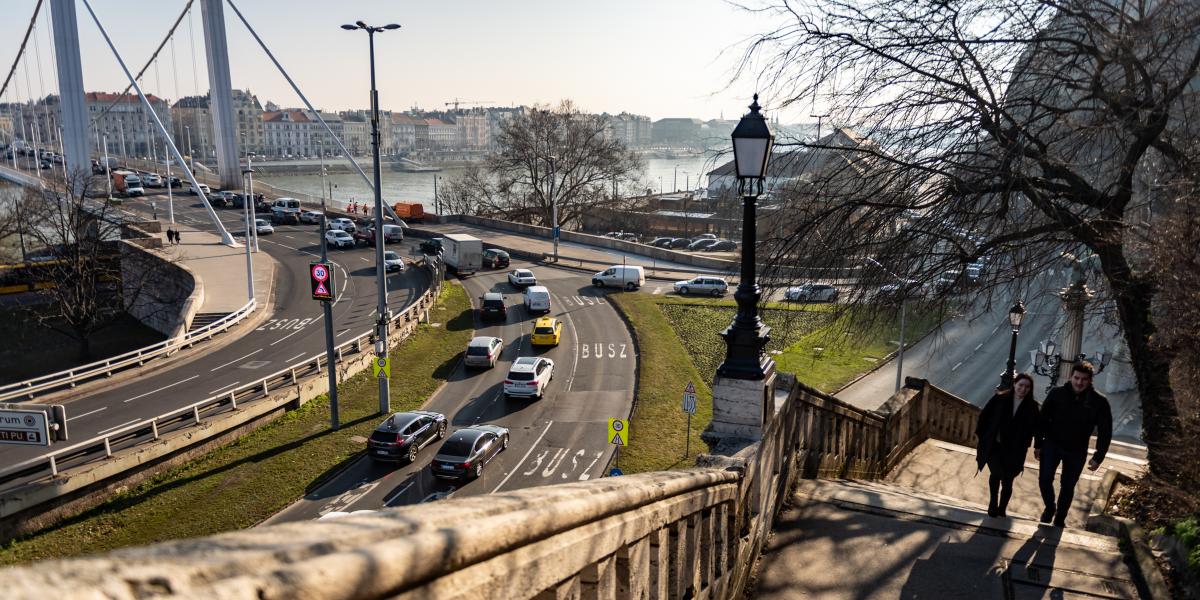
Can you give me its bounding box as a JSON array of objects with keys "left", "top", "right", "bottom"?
[{"left": 0, "top": 259, "right": 444, "bottom": 496}]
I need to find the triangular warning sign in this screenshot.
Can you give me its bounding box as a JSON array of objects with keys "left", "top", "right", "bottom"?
[
  {"left": 610, "top": 431, "right": 626, "bottom": 446},
  {"left": 315, "top": 282, "right": 328, "bottom": 296}
]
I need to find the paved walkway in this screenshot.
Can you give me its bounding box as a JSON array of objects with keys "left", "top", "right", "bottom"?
[
  {"left": 151, "top": 223, "right": 274, "bottom": 314},
  {"left": 751, "top": 439, "right": 1148, "bottom": 599}
]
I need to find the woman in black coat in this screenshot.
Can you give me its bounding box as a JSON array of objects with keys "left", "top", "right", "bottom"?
[{"left": 975, "top": 372, "right": 1040, "bottom": 517}]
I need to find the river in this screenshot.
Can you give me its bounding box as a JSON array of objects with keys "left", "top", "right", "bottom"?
[{"left": 257, "top": 155, "right": 725, "bottom": 212}]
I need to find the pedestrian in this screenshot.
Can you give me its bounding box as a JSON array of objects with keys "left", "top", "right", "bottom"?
[
  {"left": 975, "top": 372, "right": 1040, "bottom": 518},
  {"left": 1035, "top": 361, "right": 1113, "bottom": 527},
  {"left": 174, "top": 229, "right": 183, "bottom": 245},
  {"left": 166, "top": 228, "right": 175, "bottom": 245}
]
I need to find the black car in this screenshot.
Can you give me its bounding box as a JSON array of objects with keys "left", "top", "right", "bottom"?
[
  {"left": 367, "top": 410, "right": 448, "bottom": 463},
  {"left": 479, "top": 292, "right": 507, "bottom": 321},
  {"left": 687, "top": 239, "right": 719, "bottom": 251},
  {"left": 431, "top": 424, "right": 510, "bottom": 480},
  {"left": 668, "top": 238, "right": 692, "bottom": 249},
  {"left": 708, "top": 240, "right": 737, "bottom": 251},
  {"left": 649, "top": 237, "right": 674, "bottom": 248},
  {"left": 420, "top": 237, "right": 444, "bottom": 255},
  {"left": 483, "top": 248, "right": 510, "bottom": 268}
]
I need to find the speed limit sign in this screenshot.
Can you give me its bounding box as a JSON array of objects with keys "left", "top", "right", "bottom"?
[{"left": 310, "top": 262, "right": 335, "bottom": 301}]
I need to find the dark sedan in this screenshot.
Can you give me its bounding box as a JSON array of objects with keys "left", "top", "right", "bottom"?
[
  {"left": 668, "top": 238, "right": 692, "bottom": 249},
  {"left": 430, "top": 424, "right": 510, "bottom": 480},
  {"left": 479, "top": 292, "right": 507, "bottom": 321},
  {"left": 687, "top": 239, "right": 719, "bottom": 251},
  {"left": 708, "top": 240, "right": 737, "bottom": 251},
  {"left": 367, "top": 410, "right": 448, "bottom": 463},
  {"left": 649, "top": 237, "right": 674, "bottom": 248},
  {"left": 483, "top": 249, "right": 510, "bottom": 268}
]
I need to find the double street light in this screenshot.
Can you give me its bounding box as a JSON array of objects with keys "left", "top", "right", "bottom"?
[{"left": 342, "top": 20, "right": 400, "bottom": 416}]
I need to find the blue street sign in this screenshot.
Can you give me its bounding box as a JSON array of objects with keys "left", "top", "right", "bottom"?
[
  {"left": 552, "top": 226, "right": 560, "bottom": 238},
  {"left": 609, "top": 467, "right": 623, "bottom": 477}
]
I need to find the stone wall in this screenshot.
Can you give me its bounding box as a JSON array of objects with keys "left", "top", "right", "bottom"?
[{"left": 119, "top": 234, "right": 197, "bottom": 338}]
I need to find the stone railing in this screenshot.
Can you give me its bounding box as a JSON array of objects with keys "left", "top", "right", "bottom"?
[
  {"left": 877, "top": 376, "right": 980, "bottom": 473},
  {"left": 0, "top": 370, "right": 979, "bottom": 598}
]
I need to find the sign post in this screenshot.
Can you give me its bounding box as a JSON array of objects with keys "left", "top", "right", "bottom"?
[
  {"left": 315, "top": 208, "right": 340, "bottom": 430},
  {"left": 608, "top": 418, "right": 628, "bottom": 474},
  {"left": 682, "top": 381, "right": 697, "bottom": 458}
]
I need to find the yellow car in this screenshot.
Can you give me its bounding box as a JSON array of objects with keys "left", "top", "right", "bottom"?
[{"left": 530, "top": 317, "right": 564, "bottom": 347}]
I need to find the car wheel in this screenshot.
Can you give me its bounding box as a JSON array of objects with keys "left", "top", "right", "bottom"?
[
  {"left": 712, "top": 288, "right": 722, "bottom": 297},
  {"left": 502, "top": 435, "right": 509, "bottom": 450},
  {"left": 593, "top": 279, "right": 603, "bottom": 287},
  {"left": 680, "top": 286, "right": 689, "bottom": 295},
  {"left": 625, "top": 282, "right": 636, "bottom": 291},
  {"left": 437, "top": 422, "right": 447, "bottom": 439},
  {"left": 473, "top": 463, "right": 483, "bottom": 479},
  {"left": 406, "top": 445, "right": 418, "bottom": 463}
]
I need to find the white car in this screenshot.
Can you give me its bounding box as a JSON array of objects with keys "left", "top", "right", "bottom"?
[
  {"left": 328, "top": 217, "right": 356, "bottom": 233},
  {"left": 141, "top": 173, "right": 163, "bottom": 187},
  {"left": 503, "top": 356, "right": 554, "bottom": 400},
  {"left": 254, "top": 218, "right": 274, "bottom": 235},
  {"left": 785, "top": 283, "right": 839, "bottom": 302},
  {"left": 508, "top": 268, "right": 537, "bottom": 287},
  {"left": 464, "top": 336, "right": 504, "bottom": 369},
  {"left": 189, "top": 183, "right": 211, "bottom": 196},
  {"left": 300, "top": 210, "right": 323, "bottom": 225},
  {"left": 673, "top": 276, "right": 728, "bottom": 296},
  {"left": 384, "top": 250, "right": 405, "bottom": 272},
  {"left": 325, "top": 229, "right": 355, "bottom": 249}
]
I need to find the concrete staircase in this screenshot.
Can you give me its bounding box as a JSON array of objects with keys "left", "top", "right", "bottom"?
[
  {"left": 187, "top": 311, "right": 230, "bottom": 333},
  {"left": 751, "top": 439, "right": 1149, "bottom": 599}
]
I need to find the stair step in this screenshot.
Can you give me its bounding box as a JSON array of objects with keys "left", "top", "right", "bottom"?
[{"left": 188, "top": 312, "right": 231, "bottom": 333}]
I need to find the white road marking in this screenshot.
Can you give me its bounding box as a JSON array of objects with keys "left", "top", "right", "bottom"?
[
  {"left": 542, "top": 448, "right": 569, "bottom": 477},
  {"left": 286, "top": 352, "right": 307, "bottom": 362},
  {"left": 360, "top": 257, "right": 371, "bottom": 262},
  {"left": 336, "top": 328, "right": 351, "bottom": 337},
  {"left": 210, "top": 349, "right": 263, "bottom": 372},
  {"left": 652, "top": 287, "right": 662, "bottom": 295},
  {"left": 562, "top": 449, "right": 586, "bottom": 479},
  {"left": 97, "top": 418, "right": 141, "bottom": 435},
  {"left": 269, "top": 328, "right": 306, "bottom": 346},
  {"left": 991, "top": 325, "right": 1000, "bottom": 335},
  {"left": 209, "top": 381, "right": 241, "bottom": 394},
  {"left": 493, "top": 420, "right": 554, "bottom": 493},
  {"left": 124, "top": 375, "right": 200, "bottom": 403},
  {"left": 383, "top": 481, "right": 416, "bottom": 506},
  {"left": 952, "top": 361, "right": 963, "bottom": 371},
  {"left": 579, "top": 450, "right": 604, "bottom": 480},
  {"left": 974, "top": 343, "right": 983, "bottom": 351},
  {"left": 67, "top": 407, "right": 107, "bottom": 422}
]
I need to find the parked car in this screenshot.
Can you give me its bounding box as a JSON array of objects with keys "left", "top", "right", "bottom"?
[
  {"left": 933, "top": 269, "right": 964, "bottom": 293},
  {"left": 508, "top": 268, "right": 537, "bottom": 288},
  {"left": 165, "top": 175, "right": 181, "bottom": 188},
  {"left": 212, "top": 190, "right": 241, "bottom": 207},
  {"left": 708, "top": 240, "right": 738, "bottom": 252},
  {"left": 419, "top": 237, "right": 444, "bottom": 255},
  {"left": 360, "top": 224, "right": 404, "bottom": 244},
  {"left": 530, "top": 317, "right": 564, "bottom": 347},
  {"left": 367, "top": 410, "right": 447, "bottom": 463},
  {"left": 383, "top": 250, "right": 405, "bottom": 272},
  {"left": 875, "top": 280, "right": 923, "bottom": 303},
  {"left": 300, "top": 210, "right": 323, "bottom": 225},
  {"left": 189, "top": 182, "right": 211, "bottom": 196},
  {"left": 674, "top": 276, "right": 729, "bottom": 296},
  {"left": 695, "top": 233, "right": 718, "bottom": 240},
  {"left": 482, "top": 249, "right": 510, "bottom": 268},
  {"left": 618, "top": 233, "right": 639, "bottom": 243},
  {"left": 141, "top": 173, "right": 163, "bottom": 187},
  {"left": 785, "top": 283, "right": 839, "bottom": 302},
  {"left": 431, "top": 424, "right": 510, "bottom": 481},
  {"left": 503, "top": 356, "right": 554, "bottom": 399},
  {"left": 687, "top": 239, "right": 719, "bottom": 252},
  {"left": 324, "top": 229, "right": 355, "bottom": 249},
  {"left": 464, "top": 336, "right": 504, "bottom": 369},
  {"left": 327, "top": 217, "right": 356, "bottom": 233},
  {"left": 668, "top": 238, "right": 692, "bottom": 249},
  {"left": 478, "top": 292, "right": 507, "bottom": 321},
  {"left": 254, "top": 218, "right": 274, "bottom": 235}
]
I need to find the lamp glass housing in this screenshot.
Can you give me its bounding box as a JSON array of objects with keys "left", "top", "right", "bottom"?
[
  {"left": 1008, "top": 301, "right": 1026, "bottom": 329},
  {"left": 730, "top": 95, "right": 774, "bottom": 180}
]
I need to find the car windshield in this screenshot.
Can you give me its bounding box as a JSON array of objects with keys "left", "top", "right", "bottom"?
[
  {"left": 384, "top": 251, "right": 399, "bottom": 260},
  {"left": 439, "top": 436, "right": 475, "bottom": 457},
  {"left": 509, "top": 371, "right": 535, "bottom": 381},
  {"left": 534, "top": 326, "right": 555, "bottom": 335}
]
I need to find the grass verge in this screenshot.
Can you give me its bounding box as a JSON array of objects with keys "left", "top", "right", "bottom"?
[{"left": 0, "top": 282, "right": 473, "bottom": 566}]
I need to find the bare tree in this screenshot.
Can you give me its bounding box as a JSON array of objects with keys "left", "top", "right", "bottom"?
[
  {"left": 736, "top": 0, "right": 1200, "bottom": 478},
  {"left": 453, "top": 101, "right": 643, "bottom": 228}
]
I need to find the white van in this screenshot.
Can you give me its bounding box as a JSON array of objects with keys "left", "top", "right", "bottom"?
[
  {"left": 592, "top": 265, "right": 646, "bottom": 290},
  {"left": 524, "top": 285, "right": 552, "bottom": 314}
]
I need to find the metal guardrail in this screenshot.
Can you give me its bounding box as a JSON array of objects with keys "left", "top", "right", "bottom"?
[
  {"left": 0, "top": 259, "right": 443, "bottom": 490},
  {"left": 0, "top": 299, "right": 258, "bottom": 402}
]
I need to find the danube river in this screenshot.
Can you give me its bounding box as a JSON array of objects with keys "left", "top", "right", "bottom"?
[{"left": 257, "top": 155, "right": 724, "bottom": 212}]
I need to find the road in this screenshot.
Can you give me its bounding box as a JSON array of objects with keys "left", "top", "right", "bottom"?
[
  {"left": 0, "top": 188, "right": 432, "bottom": 477},
  {"left": 267, "top": 260, "right": 635, "bottom": 521}
]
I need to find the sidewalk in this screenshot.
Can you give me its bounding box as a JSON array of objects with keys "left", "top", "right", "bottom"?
[{"left": 149, "top": 223, "right": 274, "bottom": 319}]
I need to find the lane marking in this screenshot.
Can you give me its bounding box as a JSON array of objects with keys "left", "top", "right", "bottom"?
[
  {"left": 269, "top": 327, "right": 306, "bottom": 346},
  {"left": 286, "top": 352, "right": 307, "bottom": 362},
  {"left": 991, "top": 325, "right": 1000, "bottom": 335},
  {"left": 210, "top": 349, "right": 263, "bottom": 372},
  {"left": 360, "top": 257, "right": 371, "bottom": 262},
  {"left": 952, "top": 361, "right": 963, "bottom": 371},
  {"left": 124, "top": 375, "right": 200, "bottom": 403},
  {"left": 974, "top": 343, "right": 983, "bottom": 351},
  {"left": 97, "top": 418, "right": 141, "bottom": 435},
  {"left": 336, "top": 328, "right": 351, "bottom": 337},
  {"left": 210, "top": 381, "right": 241, "bottom": 394},
  {"left": 67, "top": 407, "right": 107, "bottom": 422},
  {"left": 383, "top": 481, "right": 416, "bottom": 506},
  {"left": 493, "top": 420, "right": 553, "bottom": 493}
]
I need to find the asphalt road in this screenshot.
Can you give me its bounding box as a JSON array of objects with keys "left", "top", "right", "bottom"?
[
  {"left": 267, "top": 260, "right": 635, "bottom": 522},
  {"left": 0, "top": 190, "right": 431, "bottom": 475}
]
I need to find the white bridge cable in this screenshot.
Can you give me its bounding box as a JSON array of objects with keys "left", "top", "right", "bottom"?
[
  {"left": 224, "top": 0, "right": 406, "bottom": 225},
  {"left": 79, "top": 0, "right": 237, "bottom": 247},
  {"left": 0, "top": 0, "right": 44, "bottom": 100}
]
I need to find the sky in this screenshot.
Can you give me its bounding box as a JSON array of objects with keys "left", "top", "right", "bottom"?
[{"left": 0, "top": 0, "right": 797, "bottom": 123}]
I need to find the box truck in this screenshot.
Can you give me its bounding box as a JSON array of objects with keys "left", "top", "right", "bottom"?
[
  {"left": 391, "top": 202, "right": 425, "bottom": 222},
  {"left": 442, "top": 233, "right": 482, "bottom": 276}
]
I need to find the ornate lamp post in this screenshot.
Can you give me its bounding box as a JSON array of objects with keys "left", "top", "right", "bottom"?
[
  {"left": 999, "top": 300, "right": 1025, "bottom": 390},
  {"left": 717, "top": 94, "right": 773, "bottom": 380}
]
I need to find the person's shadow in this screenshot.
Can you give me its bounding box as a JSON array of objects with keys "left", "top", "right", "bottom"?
[{"left": 897, "top": 523, "right": 1062, "bottom": 599}]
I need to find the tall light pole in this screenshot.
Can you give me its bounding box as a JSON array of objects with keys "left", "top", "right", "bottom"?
[
  {"left": 343, "top": 20, "right": 401, "bottom": 416},
  {"left": 118, "top": 118, "right": 127, "bottom": 159},
  {"left": 864, "top": 256, "right": 909, "bottom": 392},
  {"left": 673, "top": 164, "right": 679, "bottom": 192},
  {"left": 718, "top": 94, "right": 773, "bottom": 380},
  {"left": 184, "top": 125, "right": 194, "bottom": 175},
  {"left": 102, "top": 133, "right": 113, "bottom": 200},
  {"left": 810, "top": 113, "right": 830, "bottom": 143},
  {"left": 241, "top": 165, "right": 256, "bottom": 302},
  {"left": 1000, "top": 300, "right": 1026, "bottom": 390}
]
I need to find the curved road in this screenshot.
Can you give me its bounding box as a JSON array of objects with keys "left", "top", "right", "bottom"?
[{"left": 268, "top": 259, "right": 635, "bottom": 521}]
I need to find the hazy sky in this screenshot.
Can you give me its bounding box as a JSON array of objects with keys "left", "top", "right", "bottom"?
[{"left": 0, "top": 0, "right": 795, "bottom": 122}]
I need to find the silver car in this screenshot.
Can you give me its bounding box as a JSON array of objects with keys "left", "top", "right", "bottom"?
[
  {"left": 673, "top": 276, "right": 729, "bottom": 296},
  {"left": 464, "top": 336, "right": 504, "bottom": 368},
  {"left": 785, "top": 283, "right": 838, "bottom": 302},
  {"left": 508, "top": 269, "right": 537, "bottom": 287}
]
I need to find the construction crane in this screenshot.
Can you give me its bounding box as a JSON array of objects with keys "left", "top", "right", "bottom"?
[{"left": 445, "top": 98, "right": 494, "bottom": 111}]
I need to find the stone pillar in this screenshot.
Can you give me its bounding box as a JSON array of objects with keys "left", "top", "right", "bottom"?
[
  {"left": 199, "top": 0, "right": 240, "bottom": 190},
  {"left": 1058, "top": 280, "right": 1092, "bottom": 365},
  {"left": 705, "top": 360, "right": 777, "bottom": 443},
  {"left": 49, "top": 0, "right": 90, "bottom": 186}
]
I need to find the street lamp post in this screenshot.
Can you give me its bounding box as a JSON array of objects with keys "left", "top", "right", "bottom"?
[
  {"left": 102, "top": 134, "right": 112, "bottom": 200},
  {"left": 863, "top": 257, "right": 909, "bottom": 392},
  {"left": 999, "top": 300, "right": 1026, "bottom": 390},
  {"left": 241, "top": 165, "right": 256, "bottom": 302},
  {"left": 343, "top": 20, "right": 401, "bottom": 416},
  {"left": 549, "top": 155, "right": 558, "bottom": 262},
  {"left": 184, "top": 125, "right": 194, "bottom": 175},
  {"left": 717, "top": 94, "right": 773, "bottom": 380}
]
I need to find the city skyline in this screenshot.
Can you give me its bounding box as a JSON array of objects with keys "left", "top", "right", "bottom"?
[{"left": 0, "top": 0, "right": 791, "bottom": 123}]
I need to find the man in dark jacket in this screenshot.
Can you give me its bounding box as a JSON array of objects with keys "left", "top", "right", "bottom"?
[{"left": 1034, "top": 361, "right": 1113, "bottom": 527}]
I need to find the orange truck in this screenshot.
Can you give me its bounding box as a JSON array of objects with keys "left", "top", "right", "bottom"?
[{"left": 391, "top": 202, "right": 425, "bottom": 223}]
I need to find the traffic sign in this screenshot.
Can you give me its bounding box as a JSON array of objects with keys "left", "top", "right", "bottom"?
[
  {"left": 310, "top": 262, "right": 335, "bottom": 301},
  {"left": 607, "top": 418, "right": 628, "bottom": 446},
  {"left": 372, "top": 356, "right": 391, "bottom": 379},
  {"left": 0, "top": 408, "right": 49, "bottom": 446},
  {"left": 684, "top": 381, "right": 696, "bottom": 394},
  {"left": 609, "top": 467, "right": 623, "bottom": 477},
  {"left": 682, "top": 393, "right": 697, "bottom": 414}
]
